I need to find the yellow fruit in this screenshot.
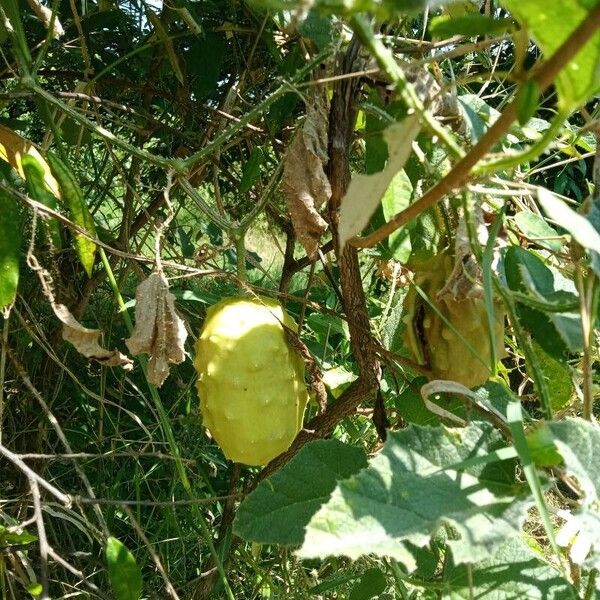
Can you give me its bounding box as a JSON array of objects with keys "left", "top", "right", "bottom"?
[
  {"left": 194, "top": 296, "right": 309, "bottom": 466},
  {"left": 403, "top": 253, "right": 506, "bottom": 388}
]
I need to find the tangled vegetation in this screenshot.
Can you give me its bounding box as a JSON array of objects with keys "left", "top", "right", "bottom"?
[{"left": 1, "top": 1, "right": 600, "bottom": 598}]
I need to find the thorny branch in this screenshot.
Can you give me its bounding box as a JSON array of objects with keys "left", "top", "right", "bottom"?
[{"left": 259, "top": 36, "right": 381, "bottom": 480}]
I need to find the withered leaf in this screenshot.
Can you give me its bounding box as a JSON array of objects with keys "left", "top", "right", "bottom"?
[
  {"left": 55, "top": 304, "right": 133, "bottom": 369},
  {"left": 282, "top": 90, "right": 331, "bottom": 259},
  {"left": 125, "top": 271, "right": 188, "bottom": 387}
]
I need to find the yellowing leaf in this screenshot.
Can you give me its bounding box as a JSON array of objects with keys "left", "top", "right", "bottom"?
[{"left": 0, "top": 125, "right": 60, "bottom": 198}]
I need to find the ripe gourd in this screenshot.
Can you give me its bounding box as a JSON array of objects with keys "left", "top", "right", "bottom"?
[
  {"left": 194, "top": 296, "right": 309, "bottom": 466},
  {"left": 403, "top": 253, "right": 506, "bottom": 388}
]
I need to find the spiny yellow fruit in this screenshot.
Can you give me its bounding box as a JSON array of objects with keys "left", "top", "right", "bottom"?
[
  {"left": 194, "top": 296, "right": 309, "bottom": 466},
  {"left": 403, "top": 253, "right": 506, "bottom": 388}
]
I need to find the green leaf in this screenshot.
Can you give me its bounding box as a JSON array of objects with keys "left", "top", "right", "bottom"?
[
  {"left": 527, "top": 425, "right": 564, "bottom": 467},
  {"left": 512, "top": 211, "right": 563, "bottom": 253},
  {"left": 187, "top": 33, "right": 226, "bottom": 100},
  {"left": 546, "top": 419, "right": 600, "bottom": 569},
  {"left": 26, "top": 583, "right": 43, "bottom": 597},
  {"left": 349, "top": 567, "right": 387, "bottom": 600},
  {"left": 146, "top": 9, "right": 184, "bottom": 84},
  {"left": 531, "top": 341, "right": 574, "bottom": 411},
  {"left": 517, "top": 80, "right": 541, "bottom": 126},
  {"left": 233, "top": 439, "right": 367, "bottom": 545},
  {"left": 500, "top": 0, "right": 600, "bottom": 109},
  {"left": 47, "top": 152, "right": 97, "bottom": 277},
  {"left": 339, "top": 116, "right": 422, "bottom": 249},
  {"left": 586, "top": 199, "right": 600, "bottom": 277},
  {"left": 0, "top": 524, "right": 37, "bottom": 546},
  {"left": 444, "top": 535, "right": 579, "bottom": 598},
  {"left": 503, "top": 246, "right": 583, "bottom": 355},
  {"left": 105, "top": 536, "right": 143, "bottom": 600},
  {"left": 322, "top": 366, "right": 357, "bottom": 398},
  {"left": 309, "top": 571, "right": 360, "bottom": 595},
  {"left": 298, "top": 422, "right": 529, "bottom": 571},
  {"left": 0, "top": 189, "right": 21, "bottom": 309},
  {"left": 22, "top": 154, "right": 62, "bottom": 249},
  {"left": 382, "top": 170, "right": 412, "bottom": 262},
  {"left": 250, "top": 0, "right": 456, "bottom": 18},
  {"left": 457, "top": 94, "right": 501, "bottom": 142},
  {"left": 392, "top": 377, "right": 464, "bottom": 426},
  {"left": 297, "top": 11, "right": 333, "bottom": 49},
  {"left": 239, "top": 148, "right": 264, "bottom": 193},
  {"left": 538, "top": 187, "right": 600, "bottom": 255},
  {"left": 429, "top": 14, "right": 514, "bottom": 39}
]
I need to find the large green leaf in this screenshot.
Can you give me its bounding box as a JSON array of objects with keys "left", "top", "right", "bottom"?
[
  {"left": 503, "top": 246, "right": 583, "bottom": 355},
  {"left": 234, "top": 439, "right": 368, "bottom": 545},
  {"left": 0, "top": 189, "right": 21, "bottom": 309},
  {"left": 443, "top": 535, "right": 579, "bottom": 599},
  {"left": 532, "top": 341, "right": 574, "bottom": 411},
  {"left": 500, "top": 0, "right": 600, "bottom": 109},
  {"left": 298, "top": 422, "right": 529, "bottom": 571},
  {"left": 105, "top": 536, "right": 143, "bottom": 600},
  {"left": 545, "top": 419, "right": 600, "bottom": 570}
]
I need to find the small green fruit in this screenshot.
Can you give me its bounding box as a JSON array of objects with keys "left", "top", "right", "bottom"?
[{"left": 194, "top": 296, "right": 309, "bottom": 466}]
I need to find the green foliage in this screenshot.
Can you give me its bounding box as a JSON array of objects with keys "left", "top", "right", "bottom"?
[
  {"left": 500, "top": 0, "right": 600, "bottom": 109},
  {"left": 0, "top": 189, "right": 20, "bottom": 309},
  {"left": 1, "top": 0, "right": 600, "bottom": 598},
  {"left": 429, "top": 13, "right": 514, "bottom": 38},
  {"left": 105, "top": 536, "right": 143, "bottom": 600},
  {"left": 234, "top": 439, "right": 368, "bottom": 544},
  {"left": 443, "top": 536, "right": 579, "bottom": 599},
  {"left": 296, "top": 422, "right": 527, "bottom": 569},
  {"left": 545, "top": 419, "right": 600, "bottom": 569},
  {"left": 46, "top": 152, "right": 97, "bottom": 277}
]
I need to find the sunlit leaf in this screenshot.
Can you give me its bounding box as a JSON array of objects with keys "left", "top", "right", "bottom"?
[{"left": 105, "top": 536, "right": 143, "bottom": 600}]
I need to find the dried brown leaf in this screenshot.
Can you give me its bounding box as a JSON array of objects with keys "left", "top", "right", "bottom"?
[
  {"left": 283, "top": 91, "right": 331, "bottom": 259},
  {"left": 125, "top": 271, "right": 188, "bottom": 387},
  {"left": 55, "top": 304, "right": 133, "bottom": 369}
]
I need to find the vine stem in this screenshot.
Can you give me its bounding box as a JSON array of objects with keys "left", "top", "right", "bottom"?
[
  {"left": 577, "top": 267, "right": 598, "bottom": 420},
  {"left": 351, "top": 4, "right": 600, "bottom": 248},
  {"left": 235, "top": 229, "right": 248, "bottom": 284}
]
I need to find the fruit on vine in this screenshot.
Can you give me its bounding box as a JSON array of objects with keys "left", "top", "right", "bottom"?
[
  {"left": 403, "top": 253, "right": 506, "bottom": 388},
  {"left": 194, "top": 296, "right": 309, "bottom": 466}
]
